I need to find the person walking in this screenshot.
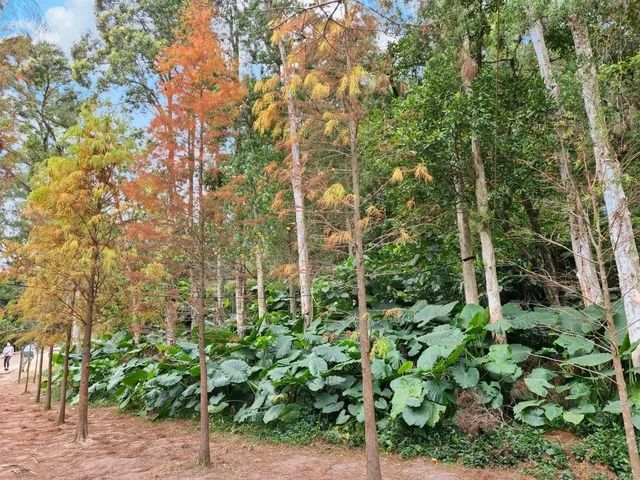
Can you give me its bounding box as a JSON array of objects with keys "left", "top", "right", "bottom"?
[{"left": 2, "top": 342, "right": 15, "bottom": 371}]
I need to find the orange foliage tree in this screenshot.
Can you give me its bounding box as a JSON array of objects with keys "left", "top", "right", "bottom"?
[{"left": 123, "top": 0, "right": 246, "bottom": 465}]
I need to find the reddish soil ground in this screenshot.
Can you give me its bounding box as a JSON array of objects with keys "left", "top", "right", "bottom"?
[{"left": 1, "top": 356, "right": 534, "bottom": 480}]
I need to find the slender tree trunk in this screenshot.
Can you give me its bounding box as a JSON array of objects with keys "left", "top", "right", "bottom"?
[
  {"left": 529, "top": 18, "right": 603, "bottom": 306},
  {"left": 570, "top": 14, "right": 640, "bottom": 364},
  {"left": 44, "top": 344, "right": 53, "bottom": 410},
  {"left": 35, "top": 343, "right": 45, "bottom": 403},
  {"left": 166, "top": 286, "right": 178, "bottom": 346},
  {"left": 522, "top": 197, "right": 561, "bottom": 306},
  {"left": 196, "top": 257, "right": 210, "bottom": 466},
  {"left": 460, "top": 37, "right": 505, "bottom": 341},
  {"left": 17, "top": 353, "right": 23, "bottom": 383},
  {"left": 256, "top": 245, "right": 267, "bottom": 322},
  {"left": 23, "top": 355, "right": 31, "bottom": 393},
  {"left": 235, "top": 261, "right": 246, "bottom": 339},
  {"left": 194, "top": 131, "right": 210, "bottom": 466},
  {"left": 58, "top": 322, "right": 72, "bottom": 425},
  {"left": 591, "top": 203, "right": 640, "bottom": 478},
  {"left": 348, "top": 115, "right": 382, "bottom": 480},
  {"left": 278, "top": 41, "right": 313, "bottom": 327},
  {"left": 32, "top": 347, "right": 38, "bottom": 383},
  {"left": 453, "top": 172, "right": 479, "bottom": 304},
  {"left": 342, "top": 16, "right": 383, "bottom": 471},
  {"left": 75, "top": 253, "right": 97, "bottom": 443},
  {"left": 216, "top": 256, "right": 225, "bottom": 324}
]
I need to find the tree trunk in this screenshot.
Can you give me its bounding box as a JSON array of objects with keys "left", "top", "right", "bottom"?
[
  {"left": 44, "top": 344, "right": 53, "bottom": 410},
  {"left": 570, "top": 13, "right": 640, "bottom": 364},
  {"left": 32, "top": 347, "right": 38, "bottom": 383},
  {"left": 166, "top": 286, "right": 178, "bottom": 346},
  {"left": 35, "top": 343, "right": 45, "bottom": 403},
  {"left": 256, "top": 245, "right": 267, "bottom": 322},
  {"left": 348, "top": 116, "right": 382, "bottom": 480},
  {"left": 522, "top": 197, "right": 561, "bottom": 306},
  {"left": 235, "top": 260, "right": 246, "bottom": 339},
  {"left": 58, "top": 322, "right": 72, "bottom": 425},
  {"left": 23, "top": 355, "right": 31, "bottom": 393},
  {"left": 196, "top": 258, "right": 210, "bottom": 466},
  {"left": 592, "top": 206, "right": 640, "bottom": 478},
  {"left": 278, "top": 41, "right": 313, "bottom": 328},
  {"left": 460, "top": 37, "right": 505, "bottom": 341},
  {"left": 453, "top": 172, "right": 479, "bottom": 304},
  {"left": 529, "top": 18, "right": 603, "bottom": 306},
  {"left": 75, "top": 252, "right": 98, "bottom": 443},
  {"left": 216, "top": 256, "right": 225, "bottom": 324}
]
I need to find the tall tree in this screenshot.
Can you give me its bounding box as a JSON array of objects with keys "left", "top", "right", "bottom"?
[
  {"left": 527, "top": 16, "right": 603, "bottom": 306},
  {"left": 25, "top": 105, "right": 131, "bottom": 442},
  {"left": 126, "top": 0, "right": 246, "bottom": 463},
  {"left": 569, "top": 12, "right": 640, "bottom": 363}
]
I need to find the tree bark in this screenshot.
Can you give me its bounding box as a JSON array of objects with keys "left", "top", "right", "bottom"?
[
  {"left": 216, "top": 256, "right": 225, "bottom": 324},
  {"left": 348, "top": 114, "right": 382, "bottom": 480},
  {"left": 278, "top": 41, "right": 313, "bottom": 328},
  {"left": 195, "top": 130, "right": 210, "bottom": 466},
  {"left": 570, "top": 14, "right": 640, "bottom": 364},
  {"left": 235, "top": 260, "right": 247, "bottom": 339},
  {"left": 256, "top": 245, "right": 267, "bottom": 322},
  {"left": 35, "top": 343, "right": 45, "bottom": 403},
  {"left": 196, "top": 259, "right": 210, "bottom": 466},
  {"left": 44, "top": 344, "right": 53, "bottom": 410},
  {"left": 23, "top": 354, "right": 31, "bottom": 393},
  {"left": 75, "top": 250, "right": 98, "bottom": 442},
  {"left": 460, "top": 37, "right": 505, "bottom": 341},
  {"left": 529, "top": 18, "right": 603, "bottom": 306},
  {"left": 343, "top": 13, "right": 383, "bottom": 471},
  {"left": 592, "top": 205, "right": 640, "bottom": 478},
  {"left": 166, "top": 286, "right": 178, "bottom": 346},
  {"left": 58, "top": 322, "right": 72, "bottom": 425},
  {"left": 453, "top": 172, "right": 479, "bottom": 304}
]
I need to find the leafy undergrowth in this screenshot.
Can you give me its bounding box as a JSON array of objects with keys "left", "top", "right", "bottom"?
[
  {"left": 573, "top": 424, "right": 633, "bottom": 479},
  {"left": 53, "top": 298, "right": 640, "bottom": 480},
  {"left": 209, "top": 412, "right": 577, "bottom": 479}
]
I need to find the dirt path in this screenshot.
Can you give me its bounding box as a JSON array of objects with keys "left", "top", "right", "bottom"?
[{"left": 0, "top": 363, "right": 532, "bottom": 480}]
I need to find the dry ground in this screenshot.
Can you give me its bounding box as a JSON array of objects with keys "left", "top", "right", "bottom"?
[{"left": 0, "top": 355, "right": 534, "bottom": 480}]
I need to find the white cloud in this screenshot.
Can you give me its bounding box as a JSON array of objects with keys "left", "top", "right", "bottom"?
[{"left": 43, "top": 0, "right": 95, "bottom": 53}]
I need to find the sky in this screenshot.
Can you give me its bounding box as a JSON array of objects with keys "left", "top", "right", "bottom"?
[{"left": 1, "top": 0, "right": 95, "bottom": 54}]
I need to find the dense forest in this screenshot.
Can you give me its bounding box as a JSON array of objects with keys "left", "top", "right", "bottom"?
[{"left": 1, "top": 0, "right": 640, "bottom": 478}]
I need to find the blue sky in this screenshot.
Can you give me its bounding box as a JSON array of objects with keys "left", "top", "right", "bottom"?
[{"left": 2, "top": 0, "right": 95, "bottom": 54}]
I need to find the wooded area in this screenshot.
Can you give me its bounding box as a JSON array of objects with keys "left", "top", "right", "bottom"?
[{"left": 1, "top": 0, "right": 640, "bottom": 478}]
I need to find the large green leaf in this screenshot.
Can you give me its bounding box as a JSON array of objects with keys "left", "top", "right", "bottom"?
[
  {"left": 312, "top": 344, "right": 349, "bottom": 363},
  {"left": 389, "top": 376, "right": 423, "bottom": 418},
  {"left": 555, "top": 334, "right": 595, "bottom": 356},
  {"left": 402, "top": 398, "right": 446, "bottom": 428},
  {"left": 451, "top": 365, "right": 480, "bottom": 389},
  {"left": 566, "top": 353, "right": 612, "bottom": 367},
  {"left": 416, "top": 344, "right": 455, "bottom": 370},
  {"left": 306, "top": 353, "right": 329, "bottom": 377},
  {"left": 514, "top": 400, "right": 545, "bottom": 426},
  {"left": 524, "top": 368, "right": 556, "bottom": 397},
  {"left": 220, "top": 359, "right": 251, "bottom": 383},
  {"left": 458, "top": 304, "right": 485, "bottom": 329},
  {"left": 273, "top": 336, "right": 293, "bottom": 359},
  {"left": 417, "top": 324, "right": 464, "bottom": 346},
  {"left": 413, "top": 301, "right": 458, "bottom": 326},
  {"left": 155, "top": 372, "right": 182, "bottom": 387}
]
